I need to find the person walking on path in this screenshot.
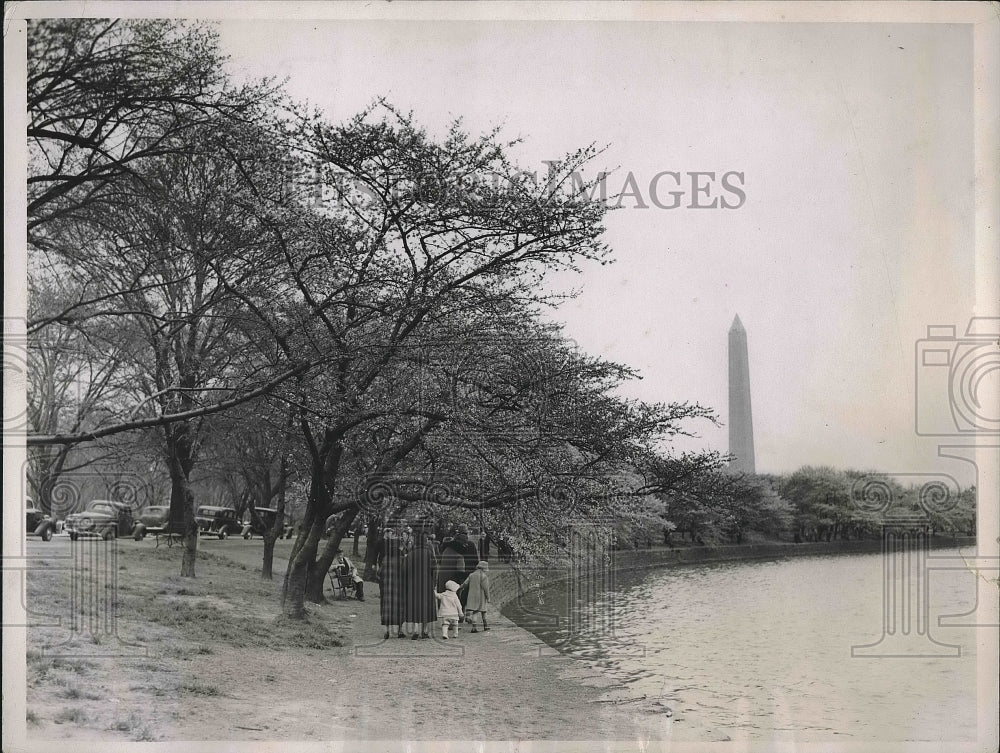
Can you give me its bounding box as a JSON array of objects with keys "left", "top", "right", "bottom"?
[
  {"left": 478, "top": 530, "right": 491, "bottom": 561},
  {"left": 439, "top": 524, "right": 479, "bottom": 607},
  {"left": 437, "top": 532, "right": 466, "bottom": 592},
  {"left": 461, "top": 560, "right": 492, "bottom": 632},
  {"left": 401, "top": 526, "right": 414, "bottom": 554},
  {"left": 435, "top": 580, "right": 464, "bottom": 639},
  {"left": 426, "top": 532, "right": 440, "bottom": 557},
  {"left": 403, "top": 530, "right": 438, "bottom": 639},
  {"left": 352, "top": 518, "right": 363, "bottom": 556},
  {"left": 377, "top": 528, "right": 406, "bottom": 639}
]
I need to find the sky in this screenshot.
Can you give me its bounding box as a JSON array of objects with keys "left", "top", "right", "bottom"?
[{"left": 211, "top": 18, "right": 984, "bottom": 483}]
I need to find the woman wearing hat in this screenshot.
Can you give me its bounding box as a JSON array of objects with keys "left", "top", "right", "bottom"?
[
  {"left": 460, "top": 561, "right": 492, "bottom": 632},
  {"left": 438, "top": 524, "right": 479, "bottom": 607},
  {"left": 402, "top": 529, "right": 438, "bottom": 639},
  {"left": 377, "top": 527, "right": 406, "bottom": 639}
]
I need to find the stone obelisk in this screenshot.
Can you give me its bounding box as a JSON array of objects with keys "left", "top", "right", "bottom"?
[{"left": 728, "top": 314, "right": 755, "bottom": 474}]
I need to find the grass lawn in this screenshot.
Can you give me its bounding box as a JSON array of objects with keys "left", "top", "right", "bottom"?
[{"left": 25, "top": 539, "right": 348, "bottom": 741}]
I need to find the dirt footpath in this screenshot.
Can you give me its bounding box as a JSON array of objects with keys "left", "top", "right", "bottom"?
[
  {"left": 24, "top": 537, "right": 658, "bottom": 743},
  {"left": 198, "top": 540, "right": 652, "bottom": 740}
]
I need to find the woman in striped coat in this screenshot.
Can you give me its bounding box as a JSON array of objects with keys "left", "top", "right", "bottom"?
[
  {"left": 377, "top": 529, "right": 406, "bottom": 639},
  {"left": 402, "top": 531, "right": 438, "bottom": 639}
]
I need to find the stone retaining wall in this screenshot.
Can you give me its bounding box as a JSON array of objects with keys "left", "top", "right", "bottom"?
[{"left": 488, "top": 535, "right": 976, "bottom": 610}]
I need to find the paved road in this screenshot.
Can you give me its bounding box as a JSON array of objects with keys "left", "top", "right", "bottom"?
[
  {"left": 27, "top": 532, "right": 370, "bottom": 573},
  {"left": 28, "top": 532, "right": 367, "bottom": 568}
]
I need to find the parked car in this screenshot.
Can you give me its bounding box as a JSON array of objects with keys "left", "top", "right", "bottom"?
[
  {"left": 195, "top": 506, "right": 243, "bottom": 539},
  {"left": 243, "top": 507, "right": 295, "bottom": 539},
  {"left": 64, "top": 500, "right": 136, "bottom": 540},
  {"left": 132, "top": 505, "right": 171, "bottom": 540},
  {"left": 25, "top": 499, "right": 56, "bottom": 542}
]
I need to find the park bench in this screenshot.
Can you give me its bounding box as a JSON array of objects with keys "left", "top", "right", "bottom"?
[
  {"left": 152, "top": 522, "right": 185, "bottom": 549},
  {"left": 328, "top": 565, "right": 355, "bottom": 600}
]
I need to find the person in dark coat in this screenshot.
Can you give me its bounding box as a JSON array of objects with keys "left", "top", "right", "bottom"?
[
  {"left": 426, "top": 533, "right": 440, "bottom": 557},
  {"left": 403, "top": 531, "right": 438, "bottom": 639},
  {"left": 437, "top": 535, "right": 466, "bottom": 592},
  {"left": 377, "top": 528, "right": 406, "bottom": 639},
  {"left": 447, "top": 524, "right": 480, "bottom": 608}
]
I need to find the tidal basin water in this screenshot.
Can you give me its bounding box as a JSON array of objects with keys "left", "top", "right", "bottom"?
[{"left": 504, "top": 547, "right": 982, "bottom": 742}]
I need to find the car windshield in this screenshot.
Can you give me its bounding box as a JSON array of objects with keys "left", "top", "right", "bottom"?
[
  {"left": 88, "top": 502, "right": 114, "bottom": 514},
  {"left": 146, "top": 506, "right": 169, "bottom": 514}
]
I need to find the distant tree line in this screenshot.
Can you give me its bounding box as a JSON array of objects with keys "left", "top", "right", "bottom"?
[{"left": 628, "top": 465, "right": 977, "bottom": 549}]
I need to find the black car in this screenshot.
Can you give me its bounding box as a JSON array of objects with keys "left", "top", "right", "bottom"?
[
  {"left": 132, "top": 505, "right": 171, "bottom": 540},
  {"left": 64, "top": 500, "right": 136, "bottom": 540},
  {"left": 195, "top": 506, "right": 244, "bottom": 539},
  {"left": 243, "top": 507, "right": 295, "bottom": 539},
  {"left": 25, "top": 501, "right": 56, "bottom": 542}
]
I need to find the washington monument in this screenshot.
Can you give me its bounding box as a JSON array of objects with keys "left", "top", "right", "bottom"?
[{"left": 728, "top": 314, "right": 755, "bottom": 474}]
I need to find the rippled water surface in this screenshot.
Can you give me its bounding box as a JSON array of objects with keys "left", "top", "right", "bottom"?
[{"left": 505, "top": 548, "right": 983, "bottom": 742}]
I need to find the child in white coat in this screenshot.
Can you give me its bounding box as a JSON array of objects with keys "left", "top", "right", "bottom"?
[{"left": 436, "top": 580, "right": 464, "bottom": 639}]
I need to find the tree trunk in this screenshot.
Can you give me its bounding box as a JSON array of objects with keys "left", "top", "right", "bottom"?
[
  {"left": 181, "top": 501, "right": 198, "bottom": 577},
  {"left": 262, "top": 448, "right": 290, "bottom": 580},
  {"left": 282, "top": 421, "right": 347, "bottom": 618},
  {"left": 168, "top": 469, "right": 199, "bottom": 577},
  {"left": 306, "top": 507, "right": 358, "bottom": 603},
  {"left": 165, "top": 424, "right": 199, "bottom": 577},
  {"left": 262, "top": 538, "right": 275, "bottom": 580},
  {"left": 283, "top": 519, "right": 324, "bottom": 618}
]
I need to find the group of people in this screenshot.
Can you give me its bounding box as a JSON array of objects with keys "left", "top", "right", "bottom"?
[{"left": 375, "top": 523, "right": 492, "bottom": 640}]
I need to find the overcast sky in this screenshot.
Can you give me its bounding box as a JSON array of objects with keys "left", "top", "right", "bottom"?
[{"left": 216, "top": 19, "right": 982, "bottom": 482}]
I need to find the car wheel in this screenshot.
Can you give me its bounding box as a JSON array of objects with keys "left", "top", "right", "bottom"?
[
  {"left": 41, "top": 526, "right": 53, "bottom": 542},
  {"left": 102, "top": 527, "right": 115, "bottom": 541},
  {"left": 69, "top": 532, "right": 78, "bottom": 541},
  {"left": 218, "top": 528, "right": 228, "bottom": 540}
]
